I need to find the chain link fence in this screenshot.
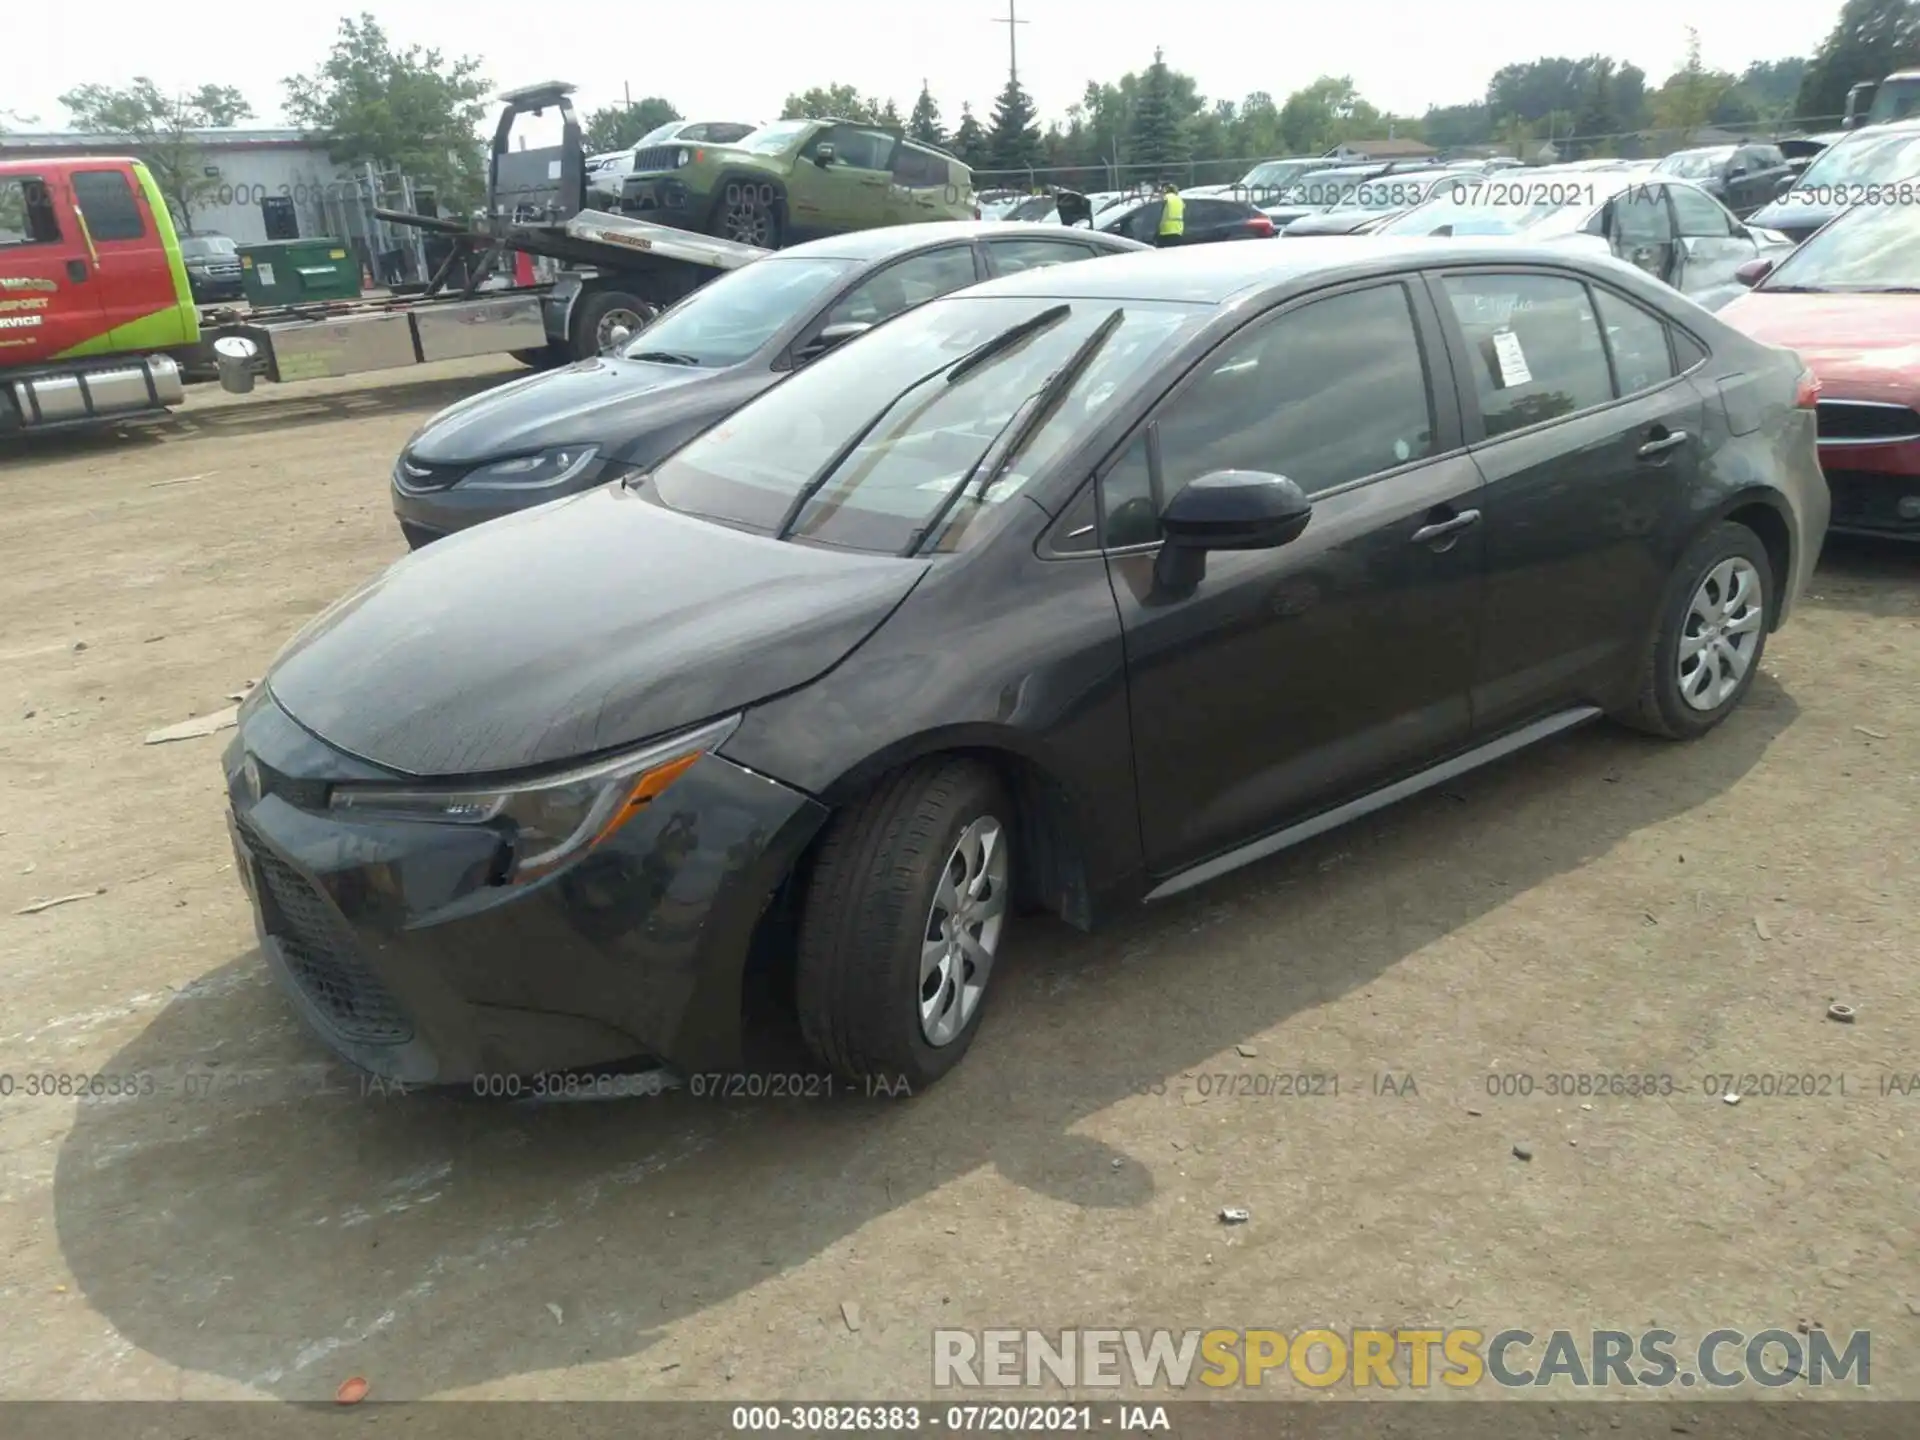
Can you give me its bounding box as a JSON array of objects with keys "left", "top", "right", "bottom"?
[{"left": 972, "top": 113, "right": 1850, "bottom": 196}]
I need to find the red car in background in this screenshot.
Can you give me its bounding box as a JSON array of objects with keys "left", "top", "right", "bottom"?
[{"left": 1719, "top": 200, "right": 1920, "bottom": 539}]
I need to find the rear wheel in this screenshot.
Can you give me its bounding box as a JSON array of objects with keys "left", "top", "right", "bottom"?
[
  {"left": 569, "top": 289, "right": 655, "bottom": 361},
  {"left": 1615, "top": 521, "right": 1773, "bottom": 739},
  {"left": 795, "top": 759, "right": 1013, "bottom": 1089},
  {"left": 509, "top": 345, "right": 566, "bottom": 369}
]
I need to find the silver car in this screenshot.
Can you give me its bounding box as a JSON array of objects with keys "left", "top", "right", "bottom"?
[{"left": 1375, "top": 170, "right": 1794, "bottom": 310}]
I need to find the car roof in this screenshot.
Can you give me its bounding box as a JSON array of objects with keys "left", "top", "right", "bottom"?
[
  {"left": 959, "top": 235, "right": 1637, "bottom": 306},
  {"left": 776, "top": 221, "right": 1143, "bottom": 262}
]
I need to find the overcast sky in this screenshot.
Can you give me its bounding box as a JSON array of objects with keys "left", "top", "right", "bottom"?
[{"left": 4, "top": 0, "right": 1836, "bottom": 135}]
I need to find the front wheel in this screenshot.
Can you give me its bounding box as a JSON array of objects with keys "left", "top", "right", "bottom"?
[
  {"left": 795, "top": 759, "right": 1014, "bottom": 1089},
  {"left": 712, "top": 182, "right": 783, "bottom": 248},
  {"left": 1615, "top": 521, "right": 1773, "bottom": 739}
]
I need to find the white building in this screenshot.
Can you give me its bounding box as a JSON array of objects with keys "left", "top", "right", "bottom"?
[{"left": 0, "top": 128, "right": 359, "bottom": 245}]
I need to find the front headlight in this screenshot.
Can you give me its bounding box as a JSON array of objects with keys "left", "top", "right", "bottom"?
[
  {"left": 327, "top": 714, "right": 739, "bottom": 883},
  {"left": 459, "top": 445, "right": 601, "bottom": 491},
  {"left": 675, "top": 148, "right": 691, "bottom": 168}
]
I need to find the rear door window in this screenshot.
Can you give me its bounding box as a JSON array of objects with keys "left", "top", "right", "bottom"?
[
  {"left": 0, "top": 176, "right": 61, "bottom": 246},
  {"left": 986, "top": 237, "right": 1095, "bottom": 274},
  {"left": 1440, "top": 272, "right": 1614, "bottom": 438},
  {"left": 71, "top": 169, "right": 146, "bottom": 241}
]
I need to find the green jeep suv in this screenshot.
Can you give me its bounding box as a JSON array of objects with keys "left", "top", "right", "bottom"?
[{"left": 615, "top": 117, "right": 975, "bottom": 247}]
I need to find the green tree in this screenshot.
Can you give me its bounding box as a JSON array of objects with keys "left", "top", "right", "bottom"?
[
  {"left": 581, "top": 97, "right": 680, "bottom": 152},
  {"left": 1649, "top": 29, "right": 1738, "bottom": 141},
  {"left": 1797, "top": 0, "right": 1920, "bottom": 121},
  {"left": 1737, "top": 57, "right": 1809, "bottom": 120},
  {"left": 908, "top": 82, "right": 945, "bottom": 147},
  {"left": 284, "top": 15, "right": 490, "bottom": 210},
  {"left": 781, "top": 84, "right": 882, "bottom": 123},
  {"left": 1573, "top": 58, "right": 1621, "bottom": 155},
  {"left": 1277, "top": 76, "right": 1377, "bottom": 154},
  {"left": 58, "top": 78, "right": 254, "bottom": 228},
  {"left": 953, "top": 103, "right": 991, "bottom": 171},
  {"left": 878, "top": 99, "right": 904, "bottom": 130},
  {"left": 1128, "top": 49, "right": 1186, "bottom": 178},
  {"left": 987, "top": 74, "right": 1044, "bottom": 171},
  {"left": 1422, "top": 102, "right": 1493, "bottom": 150}
]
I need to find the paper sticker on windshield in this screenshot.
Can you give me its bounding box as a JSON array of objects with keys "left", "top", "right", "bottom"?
[{"left": 1492, "top": 329, "right": 1532, "bottom": 388}]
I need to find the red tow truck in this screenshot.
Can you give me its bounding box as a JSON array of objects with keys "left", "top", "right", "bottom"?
[{"left": 1, "top": 83, "right": 767, "bottom": 436}]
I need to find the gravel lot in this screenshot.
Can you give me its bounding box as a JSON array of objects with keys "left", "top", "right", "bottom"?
[{"left": 2, "top": 359, "right": 1916, "bottom": 1405}]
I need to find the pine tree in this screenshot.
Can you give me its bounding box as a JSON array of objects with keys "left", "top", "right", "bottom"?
[
  {"left": 909, "top": 81, "right": 945, "bottom": 148},
  {"left": 988, "top": 74, "right": 1045, "bottom": 172},
  {"left": 878, "top": 99, "right": 903, "bottom": 130},
  {"left": 953, "top": 102, "right": 992, "bottom": 171},
  {"left": 1128, "top": 48, "right": 1186, "bottom": 181}
]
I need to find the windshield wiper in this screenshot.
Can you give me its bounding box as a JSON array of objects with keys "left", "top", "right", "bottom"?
[
  {"left": 771, "top": 304, "right": 1073, "bottom": 541},
  {"left": 1757, "top": 284, "right": 1829, "bottom": 294},
  {"left": 628, "top": 350, "right": 702, "bottom": 366},
  {"left": 901, "top": 308, "right": 1127, "bottom": 557}
]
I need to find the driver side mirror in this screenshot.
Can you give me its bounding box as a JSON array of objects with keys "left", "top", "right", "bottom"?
[
  {"left": 1154, "top": 470, "right": 1312, "bottom": 596},
  {"left": 1163, "top": 470, "right": 1312, "bottom": 549},
  {"left": 795, "top": 320, "right": 870, "bottom": 363},
  {"left": 1734, "top": 257, "right": 1774, "bottom": 287},
  {"left": 813, "top": 144, "right": 836, "bottom": 168}
]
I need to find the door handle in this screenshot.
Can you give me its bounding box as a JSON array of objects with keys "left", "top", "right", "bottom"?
[
  {"left": 1410, "top": 509, "right": 1481, "bottom": 546},
  {"left": 66, "top": 258, "right": 88, "bottom": 282},
  {"left": 1637, "top": 429, "right": 1690, "bottom": 458}
]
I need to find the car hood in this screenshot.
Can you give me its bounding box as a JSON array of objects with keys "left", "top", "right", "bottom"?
[
  {"left": 406, "top": 355, "right": 757, "bottom": 466},
  {"left": 266, "top": 484, "right": 928, "bottom": 776},
  {"left": 1718, "top": 291, "right": 1920, "bottom": 401},
  {"left": 1745, "top": 196, "right": 1838, "bottom": 241}
]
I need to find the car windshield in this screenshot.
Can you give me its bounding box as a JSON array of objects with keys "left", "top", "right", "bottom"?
[
  {"left": 1239, "top": 160, "right": 1307, "bottom": 190},
  {"left": 180, "top": 236, "right": 237, "bottom": 257},
  {"left": 1761, "top": 199, "right": 1920, "bottom": 291},
  {"left": 621, "top": 256, "right": 856, "bottom": 368},
  {"left": 648, "top": 294, "right": 1202, "bottom": 554},
  {"left": 737, "top": 120, "right": 814, "bottom": 154},
  {"left": 1796, "top": 129, "right": 1920, "bottom": 189},
  {"left": 1658, "top": 149, "right": 1730, "bottom": 179},
  {"left": 635, "top": 122, "right": 684, "bottom": 146}
]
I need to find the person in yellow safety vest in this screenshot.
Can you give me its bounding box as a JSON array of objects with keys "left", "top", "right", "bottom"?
[{"left": 1157, "top": 183, "right": 1185, "bottom": 246}]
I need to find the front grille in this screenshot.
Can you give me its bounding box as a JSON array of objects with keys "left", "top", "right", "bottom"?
[
  {"left": 237, "top": 822, "right": 414, "bottom": 1046},
  {"left": 394, "top": 453, "right": 465, "bottom": 491},
  {"left": 1822, "top": 468, "right": 1920, "bottom": 534},
  {"left": 1817, "top": 400, "right": 1920, "bottom": 444},
  {"left": 629, "top": 145, "right": 685, "bottom": 174}
]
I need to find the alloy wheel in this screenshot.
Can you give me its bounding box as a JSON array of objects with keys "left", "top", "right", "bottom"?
[
  {"left": 596, "top": 305, "right": 653, "bottom": 353},
  {"left": 722, "top": 203, "right": 773, "bottom": 246},
  {"left": 918, "top": 816, "right": 1009, "bottom": 1047},
  {"left": 1678, "top": 556, "right": 1764, "bottom": 711}
]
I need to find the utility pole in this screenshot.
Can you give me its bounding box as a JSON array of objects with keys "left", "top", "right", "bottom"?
[{"left": 992, "top": 0, "right": 1029, "bottom": 86}]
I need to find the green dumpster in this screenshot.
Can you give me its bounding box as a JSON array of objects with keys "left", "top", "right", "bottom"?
[{"left": 237, "top": 239, "right": 362, "bottom": 306}]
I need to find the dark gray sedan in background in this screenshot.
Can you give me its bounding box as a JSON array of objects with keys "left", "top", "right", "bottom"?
[
  {"left": 233, "top": 238, "right": 1825, "bottom": 1096},
  {"left": 390, "top": 222, "right": 1147, "bottom": 547}
]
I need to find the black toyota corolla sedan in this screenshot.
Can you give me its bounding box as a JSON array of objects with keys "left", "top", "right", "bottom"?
[
  {"left": 227, "top": 238, "right": 1827, "bottom": 1093},
  {"left": 390, "top": 222, "right": 1148, "bottom": 547}
]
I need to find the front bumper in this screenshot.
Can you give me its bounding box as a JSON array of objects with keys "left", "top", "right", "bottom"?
[
  {"left": 618, "top": 176, "right": 703, "bottom": 225},
  {"left": 1819, "top": 440, "right": 1920, "bottom": 539},
  {"left": 223, "top": 694, "right": 830, "bottom": 1084},
  {"left": 389, "top": 465, "right": 611, "bottom": 547},
  {"left": 189, "top": 271, "right": 245, "bottom": 301}
]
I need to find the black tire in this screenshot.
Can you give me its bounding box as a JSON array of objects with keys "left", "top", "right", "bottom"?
[
  {"left": 795, "top": 758, "right": 1014, "bottom": 1089},
  {"left": 508, "top": 345, "right": 565, "bottom": 369},
  {"left": 1615, "top": 521, "right": 1774, "bottom": 740},
  {"left": 568, "top": 289, "right": 655, "bottom": 361},
  {"left": 710, "top": 179, "right": 784, "bottom": 249}
]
